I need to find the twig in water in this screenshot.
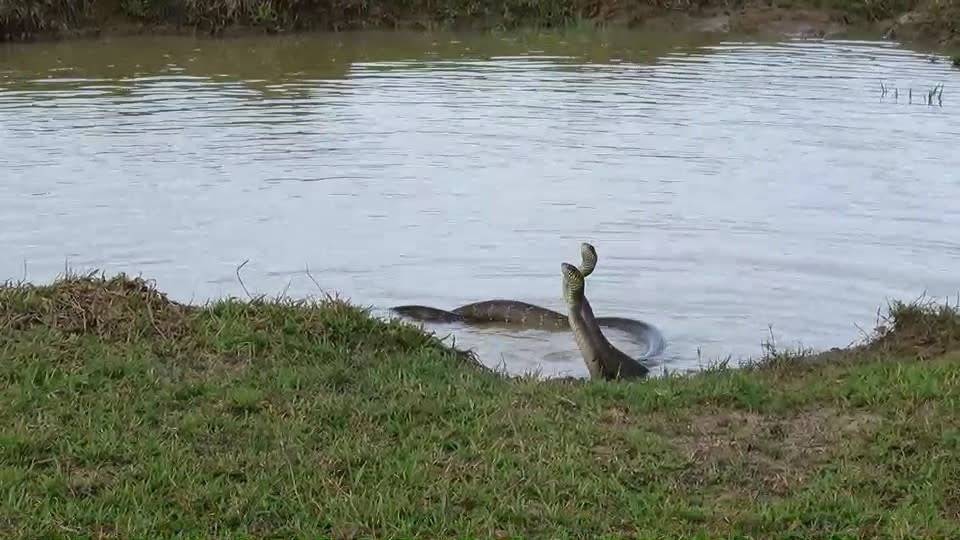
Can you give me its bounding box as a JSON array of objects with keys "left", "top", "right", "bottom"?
[
  {"left": 762, "top": 324, "right": 777, "bottom": 356},
  {"left": 235, "top": 259, "right": 252, "bottom": 299},
  {"left": 303, "top": 263, "right": 332, "bottom": 301},
  {"left": 303, "top": 263, "right": 320, "bottom": 291}
]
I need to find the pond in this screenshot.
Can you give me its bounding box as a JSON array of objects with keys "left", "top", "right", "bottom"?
[{"left": 2, "top": 29, "right": 958, "bottom": 378}]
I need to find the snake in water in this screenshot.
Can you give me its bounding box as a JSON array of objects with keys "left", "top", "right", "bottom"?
[
  {"left": 562, "top": 261, "right": 649, "bottom": 380},
  {"left": 390, "top": 242, "right": 665, "bottom": 358}
]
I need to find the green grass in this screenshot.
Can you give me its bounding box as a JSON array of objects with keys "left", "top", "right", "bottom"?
[{"left": 1, "top": 272, "right": 959, "bottom": 538}]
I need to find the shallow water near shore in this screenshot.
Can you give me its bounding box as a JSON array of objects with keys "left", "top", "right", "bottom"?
[{"left": 2, "top": 29, "right": 959, "bottom": 378}]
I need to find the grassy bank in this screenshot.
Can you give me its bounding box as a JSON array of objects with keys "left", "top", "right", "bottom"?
[
  {"left": 1, "top": 272, "right": 959, "bottom": 538},
  {"left": 1, "top": 0, "right": 959, "bottom": 44}
]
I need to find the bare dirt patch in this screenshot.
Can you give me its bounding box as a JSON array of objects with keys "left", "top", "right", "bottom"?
[
  {"left": 624, "top": 3, "right": 855, "bottom": 39},
  {"left": 602, "top": 406, "right": 634, "bottom": 426},
  {"left": 668, "top": 407, "right": 883, "bottom": 496}
]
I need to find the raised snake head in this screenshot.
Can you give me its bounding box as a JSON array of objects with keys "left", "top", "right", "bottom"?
[
  {"left": 561, "top": 262, "right": 585, "bottom": 307},
  {"left": 580, "top": 242, "right": 598, "bottom": 277}
]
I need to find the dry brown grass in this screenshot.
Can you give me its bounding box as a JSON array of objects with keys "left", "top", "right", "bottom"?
[
  {"left": 673, "top": 408, "right": 883, "bottom": 497},
  {"left": 0, "top": 272, "right": 192, "bottom": 342},
  {"left": 869, "top": 295, "right": 960, "bottom": 358}
]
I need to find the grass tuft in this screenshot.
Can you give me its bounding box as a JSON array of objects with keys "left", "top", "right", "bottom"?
[
  {"left": 870, "top": 294, "right": 960, "bottom": 357},
  {"left": 1, "top": 271, "right": 192, "bottom": 342}
]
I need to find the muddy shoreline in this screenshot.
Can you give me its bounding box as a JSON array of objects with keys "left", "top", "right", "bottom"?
[{"left": 1, "top": 1, "right": 956, "bottom": 49}]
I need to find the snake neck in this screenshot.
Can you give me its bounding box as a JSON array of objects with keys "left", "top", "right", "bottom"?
[
  {"left": 579, "top": 297, "right": 613, "bottom": 354},
  {"left": 567, "top": 298, "right": 604, "bottom": 379},
  {"left": 579, "top": 296, "right": 648, "bottom": 379}
]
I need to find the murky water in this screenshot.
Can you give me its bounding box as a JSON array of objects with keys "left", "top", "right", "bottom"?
[{"left": 2, "top": 30, "right": 959, "bottom": 378}]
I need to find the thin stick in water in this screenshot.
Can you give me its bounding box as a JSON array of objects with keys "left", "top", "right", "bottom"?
[{"left": 235, "top": 259, "right": 252, "bottom": 299}]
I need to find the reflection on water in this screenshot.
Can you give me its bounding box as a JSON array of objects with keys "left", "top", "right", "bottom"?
[{"left": 2, "top": 30, "right": 959, "bottom": 378}]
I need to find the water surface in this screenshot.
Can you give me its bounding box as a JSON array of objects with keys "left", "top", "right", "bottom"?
[{"left": 2, "top": 30, "right": 959, "bottom": 378}]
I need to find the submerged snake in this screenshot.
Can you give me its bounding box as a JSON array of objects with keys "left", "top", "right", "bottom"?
[
  {"left": 562, "top": 261, "right": 649, "bottom": 380},
  {"left": 391, "top": 243, "right": 665, "bottom": 358}
]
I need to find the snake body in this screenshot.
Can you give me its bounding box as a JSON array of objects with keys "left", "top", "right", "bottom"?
[
  {"left": 562, "top": 262, "right": 649, "bottom": 380},
  {"left": 391, "top": 243, "right": 665, "bottom": 357}
]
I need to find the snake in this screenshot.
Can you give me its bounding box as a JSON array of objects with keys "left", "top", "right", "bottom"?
[
  {"left": 390, "top": 243, "right": 665, "bottom": 358},
  {"left": 561, "top": 261, "right": 649, "bottom": 380}
]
